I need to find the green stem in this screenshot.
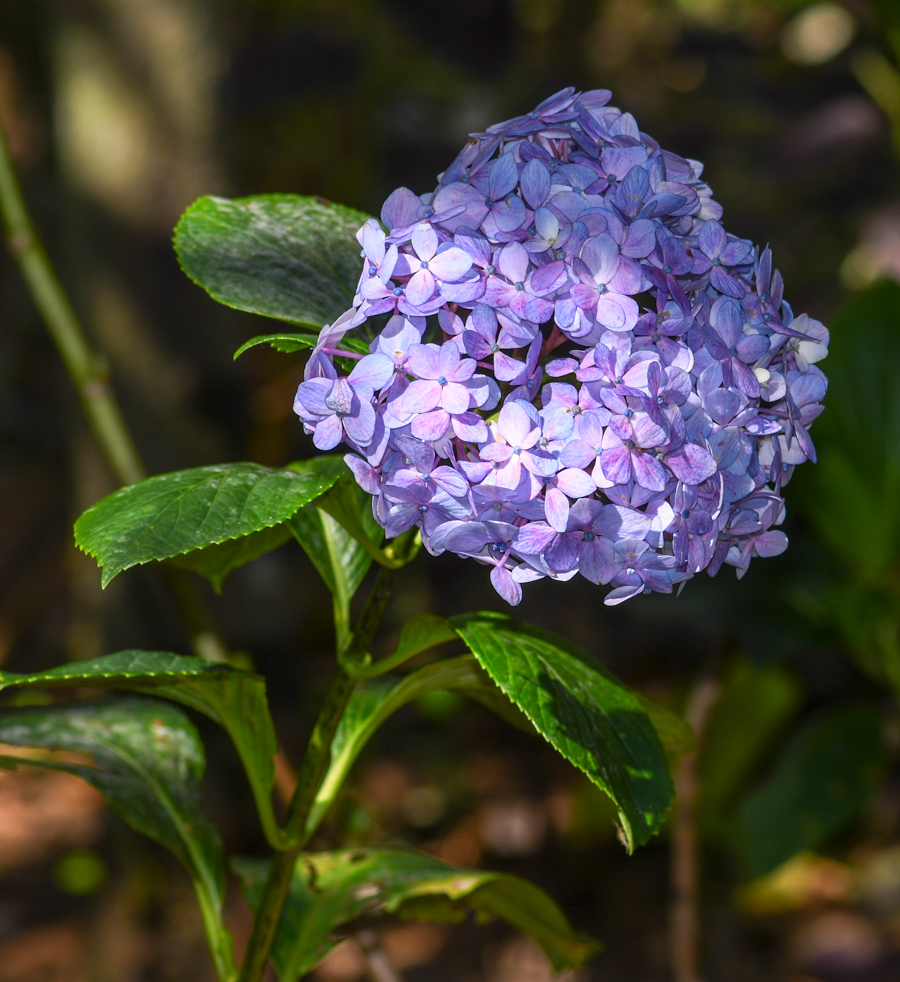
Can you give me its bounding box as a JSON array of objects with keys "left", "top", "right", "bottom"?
[
  {"left": 0, "top": 121, "right": 144, "bottom": 487},
  {"left": 237, "top": 569, "right": 398, "bottom": 982}
]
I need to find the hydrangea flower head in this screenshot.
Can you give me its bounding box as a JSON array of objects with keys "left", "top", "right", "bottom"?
[{"left": 293, "top": 87, "right": 828, "bottom": 606}]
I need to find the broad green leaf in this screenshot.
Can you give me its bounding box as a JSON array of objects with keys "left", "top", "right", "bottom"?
[
  {"left": 733, "top": 706, "right": 886, "bottom": 879},
  {"left": 307, "top": 656, "right": 528, "bottom": 836},
  {"left": 451, "top": 612, "right": 672, "bottom": 849},
  {"left": 233, "top": 332, "right": 370, "bottom": 360},
  {"left": 0, "top": 650, "right": 282, "bottom": 850},
  {"left": 0, "top": 697, "right": 235, "bottom": 979},
  {"left": 75, "top": 458, "right": 345, "bottom": 586},
  {"left": 699, "top": 657, "right": 803, "bottom": 838},
  {"left": 171, "top": 524, "right": 292, "bottom": 592},
  {"left": 235, "top": 848, "right": 600, "bottom": 980},
  {"left": 174, "top": 194, "right": 370, "bottom": 329}
]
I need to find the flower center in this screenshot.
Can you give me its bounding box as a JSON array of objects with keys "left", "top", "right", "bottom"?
[{"left": 583, "top": 531, "right": 595, "bottom": 542}]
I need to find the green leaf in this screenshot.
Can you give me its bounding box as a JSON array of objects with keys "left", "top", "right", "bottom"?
[
  {"left": 235, "top": 848, "right": 600, "bottom": 980},
  {"left": 75, "top": 458, "right": 345, "bottom": 586},
  {"left": 451, "top": 612, "right": 673, "bottom": 850},
  {"left": 234, "top": 333, "right": 317, "bottom": 358},
  {"left": 171, "top": 524, "right": 292, "bottom": 592},
  {"left": 0, "top": 697, "right": 235, "bottom": 979},
  {"left": 307, "top": 655, "right": 526, "bottom": 836},
  {"left": 0, "top": 649, "right": 282, "bottom": 850},
  {"left": 233, "top": 333, "right": 370, "bottom": 361},
  {"left": 174, "top": 194, "right": 370, "bottom": 329},
  {"left": 733, "top": 706, "right": 886, "bottom": 879},
  {"left": 381, "top": 614, "right": 459, "bottom": 668}
]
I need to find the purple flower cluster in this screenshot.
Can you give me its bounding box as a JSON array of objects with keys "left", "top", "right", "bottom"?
[{"left": 294, "top": 87, "right": 828, "bottom": 606}]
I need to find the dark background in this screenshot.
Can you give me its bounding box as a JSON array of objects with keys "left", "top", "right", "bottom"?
[{"left": 1, "top": 1, "right": 899, "bottom": 980}]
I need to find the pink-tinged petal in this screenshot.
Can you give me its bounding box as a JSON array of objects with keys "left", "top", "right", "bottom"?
[
  {"left": 432, "top": 466, "right": 468, "bottom": 497},
  {"left": 483, "top": 279, "right": 518, "bottom": 308},
  {"left": 405, "top": 267, "right": 436, "bottom": 307},
  {"left": 492, "top": 194, "right": 528, "bottom": 232},
  {"left": 400, "top": 379, "right": 442, "bottom": 413},
  {"left": 452, "top": 412, "right": 489, "bottom": 443},
  {"left": 431, "top": 184, "right": 489, "bottom": 231},
  {"left": 599, "top": 446, "right": 632, "bottom": 484},
  {"left": 490, "top": 564, "right": 522, "bottom": 606},
  {"left": 665, "top": 443, "right": 718, "bottom": 484},
  {"left": 348, "top": 353, "right": 394, "bottom": 389},
  {"left": 516, "top": 522, "right": 558, "bottom": 554},
  {"left": 754, "top": 530, "right": 788, "bottom": 557},
  {"left": 522, "top": 296, "right": 555, "bottom": 324},
  {"left": 545, "top": 486, "right": 570, "bottom": 533},
  {"left": 522, "top": 449, "right": 559, "bottom": 477},
  {"left": 580, "top": 537, "right": 619, "bottom": 584},
  {"left": 607, "top": 256, "right": 644, "bottom": 295},
  {"left": 604, "top": 583, "right": 644, "bottom": 605},
  {"left": 440, "top": 381, "right": 471, "bottom": 415},
  {"left": 492, "top": 351, "right": 525, "bottom": 383},
  {"left": 440, "top": 275, "right": 485, "bottom": 303},
  {"left": 556, "top": 468, "right": 596, "bottom": 498},
  {"left": 497, "top": 242, "right": 530, "bottom": 283},
  {"left": 429, "top": 245, "right": 475, "bottom": 281},
  {"left": 631, "top": 414, "right": 667, "bottom": 449},
  {"left": 631, "top": 451, "right": 667, "bottom": 491},
  {"left": 361, "top": 220, "right": 386, "bottom": 263},
  {"left": 480, "top": 443, "right": 514, "bottom": 462},
  {"left": 497, "top": 400, "right": 534, "bottom": 445},
  {"left": 570, "top": 284, "right": 599, "bottom": 311},
  {"left": 530, "top": 261, "right": 567, "bottom": 294},
  {"left": 344, "top": 398, "right": 376, "bottom": 441},
  {"left": 411, "top": 409, "right": 451, "bottom": 441},
  {"left": 381, "top": 187, "right": 421, "bottom": 230},
  {"left": 546, "top": 534, "right": 579, "bottom": 573},
  {"left": 559, "top": 439, "right": 595, "bottom": 469},
  {"left": 411, "top": 223, "right": 438, "bottom": 261},
  {"left": 582, "top": 233, "right": 620, "bottom": 284},
  {"left": 595, "top": 295, "right": 634, "bottom": 331},
  {"left": 313, "top": 414, "right": 343, "bottom": 450},
  {"left": 407, "top": 343, "right": 441, "bottom": 380},
  {"left": 699, "top": 219, "right": 726, "bottom": 258},
  {"left": 600, "top": 145, "right": 647, "bottom": 178},
  {"left": 344, "top": 453, "right": 380, "bottom": 494}
]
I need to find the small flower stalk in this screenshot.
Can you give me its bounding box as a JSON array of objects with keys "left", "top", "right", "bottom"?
[{"left": 293, "top": 87, "right": 828, "bottom": 606}]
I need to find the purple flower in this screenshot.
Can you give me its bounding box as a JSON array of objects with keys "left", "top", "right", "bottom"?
[{"left": 293, "top": 86, "right": 827, "bottom": 606}]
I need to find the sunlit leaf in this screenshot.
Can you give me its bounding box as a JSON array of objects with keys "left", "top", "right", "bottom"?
[
  {"left": 451, "top": 612, "right": 672, "bottom": 849},
  {"left": 75, "top": 458, "right": 345, "bottom": 586}
]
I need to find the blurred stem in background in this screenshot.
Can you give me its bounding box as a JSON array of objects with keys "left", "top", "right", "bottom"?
[{"left": 0, "top": 114, "right": 234, "bottom": 666}]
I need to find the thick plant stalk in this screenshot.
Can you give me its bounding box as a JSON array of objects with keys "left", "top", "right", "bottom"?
[
  {"left": 238, "top": 568, "right": 398, "bottom": 982},
  {"left": 0, "top": 116, "right": 235, "bottom": 665}
]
